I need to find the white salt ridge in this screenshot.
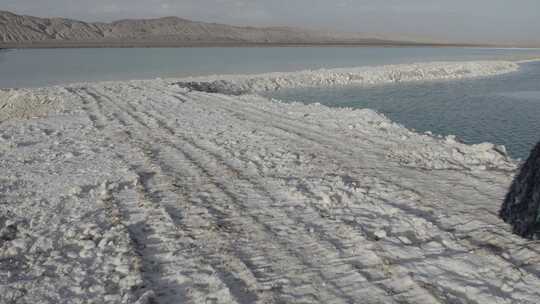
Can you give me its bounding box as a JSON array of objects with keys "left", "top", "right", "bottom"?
[
  {"left": 1, "top": 60, "right": 539, "bottom": 304},
  {"left": 178, "top": 60, "right": 520, "bottom": 93}
]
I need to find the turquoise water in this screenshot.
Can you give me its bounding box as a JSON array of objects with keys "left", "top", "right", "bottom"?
[
  {"left": 2, "top": 47, "right": 540, "bottom": 88},
  {"left": 269, "top": 61, "right": 540, "bottom": 159}
]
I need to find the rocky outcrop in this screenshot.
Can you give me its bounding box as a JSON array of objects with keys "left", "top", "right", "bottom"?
[
  {"left": 500, "top": 141, "right": 540, "bottom": 239},
  {"left": 0, "top": 10, "right": 405, "bottom": 47}
]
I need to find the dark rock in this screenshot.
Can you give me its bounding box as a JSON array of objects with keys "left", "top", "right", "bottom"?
[
  {"left": 0, "top": 222, "right": 18, "bottom": 242},
  {"left": 174, "top": 81, "right": 248, "bottom": 95},
  {"left": 500, "top": 141, "right": 540, "bottom": 239}
]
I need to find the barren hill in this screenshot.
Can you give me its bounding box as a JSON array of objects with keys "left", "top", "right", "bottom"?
[{"left": 0, "top": 10, "right": 423, "bottom": 48}]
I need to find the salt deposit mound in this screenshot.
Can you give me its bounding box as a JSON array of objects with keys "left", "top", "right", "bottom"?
[{"left": 175, "top": 61, "right": 519, "bottom": 94}]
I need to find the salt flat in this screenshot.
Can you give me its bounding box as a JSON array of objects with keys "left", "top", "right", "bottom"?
[{"left": 1, "top": 61, "right": 540, "bottom": 304}]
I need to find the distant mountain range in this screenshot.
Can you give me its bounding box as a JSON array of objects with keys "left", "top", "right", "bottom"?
[{"left": 0, "top": 10, "right": 452, "bottom": 48}]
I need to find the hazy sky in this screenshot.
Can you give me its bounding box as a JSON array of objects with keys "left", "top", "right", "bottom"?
[{"left": 2, "top": 0, "right": 539, "bottom": 45}]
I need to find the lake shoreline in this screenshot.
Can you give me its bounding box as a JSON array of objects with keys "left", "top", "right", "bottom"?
[
  {"left": 0, "top": 41, "right": 498, "bottom": 49},
  {"left": 3, "top": 60, "right": 540, "bottom": 302},
  {"left": 266, "top": 60, "right": 540, "bottom": 159}
]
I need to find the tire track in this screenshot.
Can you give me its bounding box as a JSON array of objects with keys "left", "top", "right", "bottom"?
[
  {"left": 67, "top": 82, "right": 540, "bottom": 304},
  {"left": 134, "top": 85, "right": 480, "bottom": 303},
  {"left": 80, "top": 86, "right": 361, "bottom": 303},
  {"left": 182, "top": 91, "right": 518, "bottom": 236},
  {"left": 137, "top": 83, "right": 540, "bottom": 303},
  {"left": 69, "top": 87, "right": 247, "bottom": 304},
  {"left": 99, "top": 84, "right": 442, "bottom": 303}
]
